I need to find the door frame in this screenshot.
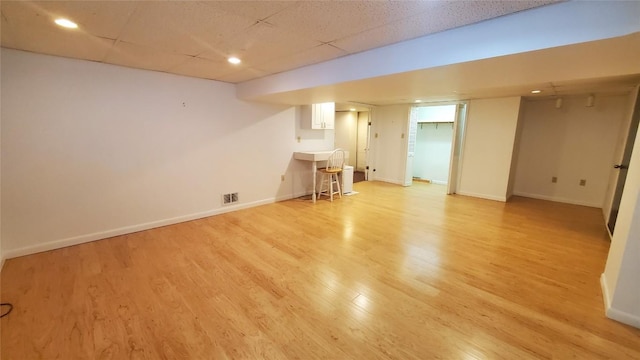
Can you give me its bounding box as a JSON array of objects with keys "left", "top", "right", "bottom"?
[
  {"left": 607, "top": 87, "right": 640, "bottom": 234},
  {"left": 403, "top": 101, "right": 468, "bottom": 191},
  {"left": 447, "top": 103, "right": 468, "bottom": 195}
]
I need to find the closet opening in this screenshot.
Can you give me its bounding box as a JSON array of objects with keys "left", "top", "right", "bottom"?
[{"left": 404, "top": 103, "right": 467, "bottom": 193}]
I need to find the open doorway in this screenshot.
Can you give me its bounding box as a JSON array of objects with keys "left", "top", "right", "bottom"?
[
  {"left": 335, "top": 110, "right": 370, "bottom": 183},
  {"left": 404, "top": 103, "right": 467, "bottom": 192}
]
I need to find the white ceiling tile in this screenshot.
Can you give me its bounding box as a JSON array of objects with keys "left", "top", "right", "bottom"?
[
  {"left": 257, "top": 44, "right": 347, "bottom": 75},
  {"left": 1, "top": 1, "right": 114, "bottom": 62},
  {"left": 333, "top": 0, "right": 560, "bottom": 54},
  {"left": 216, "top": 68, "right": 271, "bottom": 84},
  {"left": 203, "top": 22, "right": 321, "bottom": 67},
  {"left": 207, "top": 1, "right": 297, "bottom": 22},
  {"left": 104, "top": 41, "right": 192, "bottom": 73},
  {"left": 168, "top": 56, "right": 231, "bottom": 81},
  {"left": 120, "top": 1, "right": 256, "bottom": 56},
  {"left": 332, "top": 19, "right": 431, "bottom": 55},
  {"left": 266, "top": 1, "right": 422, "bottom": 43},
  {"left": 0, "top": 1, "right": 137, "bottom": 40}
]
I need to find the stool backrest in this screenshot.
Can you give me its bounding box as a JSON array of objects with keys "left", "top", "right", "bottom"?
[{"left": 326, "top": 149, "right": 345, "bottom": 172}]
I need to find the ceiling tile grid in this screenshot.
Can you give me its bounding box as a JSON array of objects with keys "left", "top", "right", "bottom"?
[
  {"left": 4, "top": 0, "right": 634, "bottom": 107},
  {"left": 1, "top": 0, "right": 562, "bottom": 84}
]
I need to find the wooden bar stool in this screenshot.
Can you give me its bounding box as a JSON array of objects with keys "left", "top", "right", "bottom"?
[{"left": 317, "top": 149, "right": 345, "bottom": 202}]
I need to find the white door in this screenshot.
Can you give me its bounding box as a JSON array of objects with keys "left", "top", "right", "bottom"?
[
  {"left": 447, "top": 103, "right": 468, "bottom": 194},
  {"left": 356, "top": 112, "right": 369, "bottom": 172}
]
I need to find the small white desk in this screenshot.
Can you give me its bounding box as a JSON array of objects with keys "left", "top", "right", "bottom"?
[{"left": 294, "top": 150, "right": 348, "bottom": 203}]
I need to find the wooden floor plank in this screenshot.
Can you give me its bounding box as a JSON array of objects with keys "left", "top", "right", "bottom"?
[{"left": 2, "top": 181, "right": 639, "bottom": 359}]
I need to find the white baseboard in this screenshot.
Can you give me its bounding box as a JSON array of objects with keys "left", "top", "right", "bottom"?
[
  {"left": 601, "top": 273, "right": 640, "bottom": 328},
  {"left": 606, "top": 307, "right": 640, "bottom": 329},
  {"left": 600, "top": 273, "right": 612, "bottom": 312},
  {"left": 3, "top": 197, "right": 280, "bottom": 260},
  {"left": 456, "top": 190, "right": 507, "bottom": 202},
  {"left": 431, "top": 180, "right": 448, "bottom": 185},
  {"left": 513, "top": 191, "right": 601, "bottom": 208},
  {"left": 374, "top": 177, "right": 404, "bottom": 185}
]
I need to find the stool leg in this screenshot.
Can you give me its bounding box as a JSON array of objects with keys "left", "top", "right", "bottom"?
[
  {"left": 329, "top": 174, "right": 334, "bottom": 202},
  {"left": 319, "top": 173, "right": 327, "bottom": 200}
]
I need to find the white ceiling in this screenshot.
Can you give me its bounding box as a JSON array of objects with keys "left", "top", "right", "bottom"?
[
  {"left": 1, "top": 0, "right": 560, "bottom": 84},
  {"left": 2, "top": 0, "right": 639, "bottom": 110}
]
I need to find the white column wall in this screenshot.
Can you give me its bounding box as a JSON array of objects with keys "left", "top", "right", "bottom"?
[{"left": 458, "top": 97, "right": 522, "bottom": 201}]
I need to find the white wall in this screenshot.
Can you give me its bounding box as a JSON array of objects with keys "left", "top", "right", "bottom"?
[
  {"left": 458, "top": 97, "right": 522, "bottom": 201},
  {"left": 413, "top": 122, "right": 453, "bottom": 184},
  {"left": 513, "top": 95, "right": 628, "bottom": 207},
  {"left": 369, "top": 105, "right": 410, "bottom": 184},
  {"left": 334, "top": 111, "right": 357, "bottom": 167},
  {"left": 603, "top": 94, "right": 640, "bottom": 327},
  {"left": 1, "top": 49, "right": 333, "bottom": 258}
]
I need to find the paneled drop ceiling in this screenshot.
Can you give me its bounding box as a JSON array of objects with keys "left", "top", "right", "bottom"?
[
  {"left": 2, "top": 0, "right": 639, "bottom": 108},
  {"left": 1, "top": 0, "right": 560, "bottom": 84}
]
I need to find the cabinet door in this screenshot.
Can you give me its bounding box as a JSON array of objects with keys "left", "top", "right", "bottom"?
[
  {"left": 312, "top": 103, "right": 324, "bottom": 128},
  {"left": 321, "top": 102, "right": 335, "bottom": 129},
  {"left": 300, "top": 102, "right": 335, "bottom": 129}
]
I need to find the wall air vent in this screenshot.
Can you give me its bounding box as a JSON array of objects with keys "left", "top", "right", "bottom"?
[{"left": 222, "top": 192, "right": 239, "bottom": 205}]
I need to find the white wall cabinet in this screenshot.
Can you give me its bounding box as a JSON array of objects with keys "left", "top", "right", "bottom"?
[{"left": 301, "top": 102, "right": 335, "bottom": 129}]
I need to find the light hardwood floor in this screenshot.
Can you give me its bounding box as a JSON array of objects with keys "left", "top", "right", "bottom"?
[{"left": 2, "top": 181, "right": 639, "bottom": 359}]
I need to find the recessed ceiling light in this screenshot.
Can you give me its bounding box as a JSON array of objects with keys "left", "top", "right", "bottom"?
[
  {"left": 349, "top": 108, "right": 356, "bottom": 111},
  {"left": 228, "top": 57, "right": 241, "bottom": 65},
  {"left": 54, "top": 18, "right": 78, "bottom": 29},
  {"left": 531, "top": 90, "right": 542, "bottom": 94},
  {"left": 414, "top": 100, "right": 422, "bottom": 103}
]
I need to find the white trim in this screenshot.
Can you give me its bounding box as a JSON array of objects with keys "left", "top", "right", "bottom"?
[
  {"left": 431, "top": 180, "right": 448, "bottom": 185},
  {"left": 512, "top": 191, "right": 602, "bottom": 208},
  {"left": 3, "top": 198, "right": 278, "bottom": 260},
  {"left": 374, "top": 177, "right": 405, "bottom": 186},
  {"left": 601, "top": 273, "right": 640, "bottom": 328},
  {"left": 276, "top": 191, "right": 309, "bottom": 202},
  {"left": 601, "top": 273, "right": 612, "bottom": 312},
  {"left": 456, "top": 191, "right": 507, "bottom": 202},
  {"left": 606, "top": 307, "right": 640, "bottom": 329}
]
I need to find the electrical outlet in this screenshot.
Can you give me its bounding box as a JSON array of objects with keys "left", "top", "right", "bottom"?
[
  {"left": 297, "top": 136, "right": 301, "bottom": 143},
  {"left": 281, "top": 175, "right": 285, "bottom": 182},
  {"left": 551, "top": 176, "right": 557, "bottom": 183},
  {"left": 579, "top": 179, "right": 586, "bottom": 186}
]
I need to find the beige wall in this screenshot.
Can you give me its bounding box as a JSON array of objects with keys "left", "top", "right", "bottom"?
[
  {"left": 513, "top": 95, "right": 628, "bottom": 207},
  {"left": 458, "top": 97, "right": 522, "bottom": 201}
]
